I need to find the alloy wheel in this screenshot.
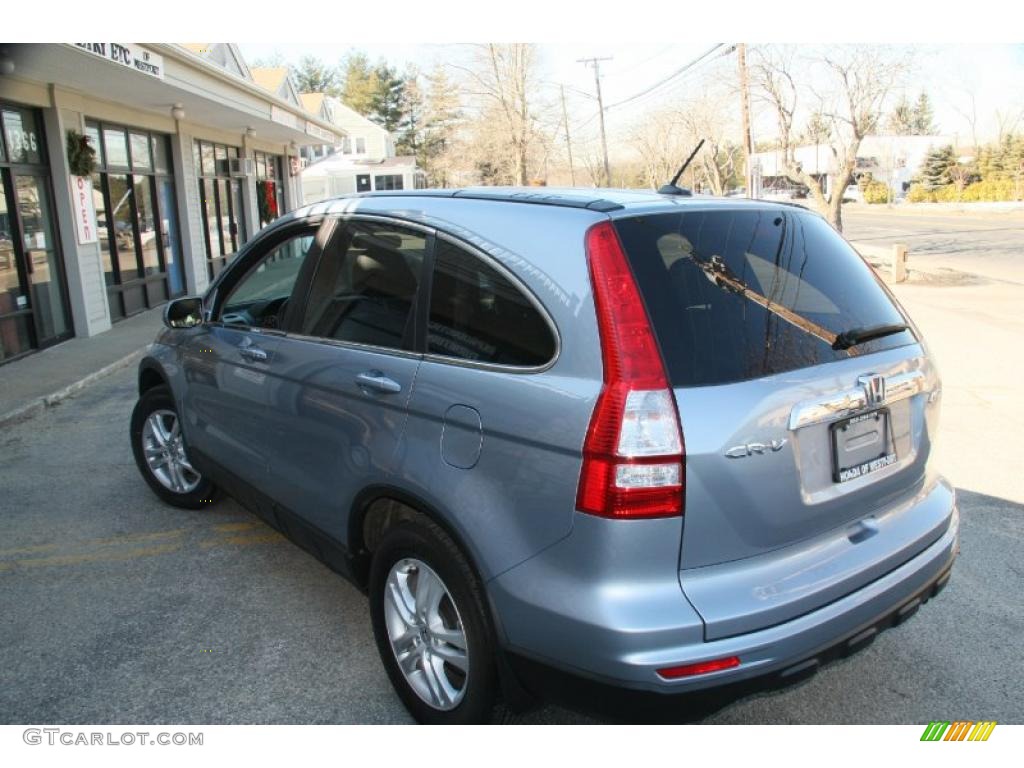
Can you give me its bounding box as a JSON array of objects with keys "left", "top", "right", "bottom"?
[
  {"left": 141, "top": 409, "right": 201, "bottom": 494},
  {"left": 384, "top": 558, "right": 470, "bottom": 711}
]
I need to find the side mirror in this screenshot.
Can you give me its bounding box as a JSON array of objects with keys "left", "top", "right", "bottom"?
[{"left": 164, "top": 296, "right": 204, "bottom": 329}]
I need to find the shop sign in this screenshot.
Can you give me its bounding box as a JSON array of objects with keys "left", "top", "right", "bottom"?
[
  {"left": 69, "top": 175, "right": 98, "bottom": 245},
  {"left": 73, "top": 44, "right": 164, "bottom": 80},
  {"left": 270, "top": 106, "right": 303, "bottom": 131}
]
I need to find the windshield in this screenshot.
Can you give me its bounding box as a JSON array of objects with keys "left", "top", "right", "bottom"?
[{"left": 614, "top": 208, "right": 916, "bottom": 387}]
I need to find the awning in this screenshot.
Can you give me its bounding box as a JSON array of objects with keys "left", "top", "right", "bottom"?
[{"left": 4, "top": 44, "right": 340, "bottom": 147}]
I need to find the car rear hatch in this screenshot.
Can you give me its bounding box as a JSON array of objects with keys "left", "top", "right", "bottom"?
[{"left": 614, "top": 206, "right": 948, "bottom": 640}]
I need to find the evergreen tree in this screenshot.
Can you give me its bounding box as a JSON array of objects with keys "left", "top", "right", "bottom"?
[
  {"left": 369, "top": 64, "right": 406, "bottom": 133},
  {"left": 339, "top": 52, "right": 380, "bottom": 115},
  {"left": 422, "top": 66, "right": 463, "bottom": 185},
  {"left": 912, "top": 92, "right": 937, "bottom": 135},
  {"left": 886, "top": 95, "right": 915, "bottom": 135},
  {"left": 919, "top": 145, "right": 956, "bottom": 189},
  {"left": 292, "top": 56, "right": 339, "bottom": 96},
  {"left": 396, "top": 66, "right": 425, "bottom": 158}
]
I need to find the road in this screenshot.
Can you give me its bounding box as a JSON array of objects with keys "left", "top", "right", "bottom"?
[
  {"left": 843, "top": 206, "right": 1024, "bottom": 284},
  {"left": 1, "top": 206, "right": 1022, "bottom": 725}
]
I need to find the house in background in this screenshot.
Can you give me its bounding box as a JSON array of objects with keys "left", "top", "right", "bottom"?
[
  {"left": 299, "top": 93, "right": 423, "bottom": 201},
  {"left": 752, "top": 134, "right": 953, "bottom": 198}
]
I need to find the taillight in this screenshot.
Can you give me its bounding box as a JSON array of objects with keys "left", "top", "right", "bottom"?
[{"left": 576, "top": 221, "right": 685, "bottom": 520}]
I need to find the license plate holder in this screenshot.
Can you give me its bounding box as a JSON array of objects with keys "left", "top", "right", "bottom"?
[{"left": 831, "top": 408, "right": 896, "bottom": 483}]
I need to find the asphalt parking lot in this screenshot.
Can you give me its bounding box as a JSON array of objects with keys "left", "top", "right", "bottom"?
[{"left": 1, "top": 207, "right": 1022, "bottom": 724}]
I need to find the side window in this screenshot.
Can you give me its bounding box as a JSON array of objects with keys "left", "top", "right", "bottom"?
[
  {"left": 299, "top": 221, "right": 426, "bottom": 350},
  {"left": 428, "top": 240, "right": 555, "bottom": 367},
  {"left": 220, "top": 231, "right": 317, "bottom": 330}
]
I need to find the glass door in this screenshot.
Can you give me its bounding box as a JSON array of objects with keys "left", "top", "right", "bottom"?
[
  {"left": 89, "top": 121, "right": 182, "bottom": 321},
  {"left": 0, "top": 169, "right": 35, "bottom": 361},
  {"left": 195, "top": 140, "right": 245, "bottom": 281},
  {"left": 14, "top": 172, "right": 70, "bottom": 343},
  {"left": 0, "top": 103, "right": 73, "bottom": 363}
]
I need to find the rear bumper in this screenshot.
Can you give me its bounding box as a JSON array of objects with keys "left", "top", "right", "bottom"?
[{"left": 488, "top": 488, "right": 959, "bottom": 693}]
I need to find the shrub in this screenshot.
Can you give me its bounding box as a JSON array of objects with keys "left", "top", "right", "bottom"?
[
  {"left": 905, "top": 179, "right": 1022, "bottom": 203},
  {"left": 906, "top": 184, "right": 934, "bottom": 203},
  {"left": 864, "top": 180, "right": 891, "bottom": 204},
  {"left": 961, "top": 178, "right": 1018, "bottom": 201}
]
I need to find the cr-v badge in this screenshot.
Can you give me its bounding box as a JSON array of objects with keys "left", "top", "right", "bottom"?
[{"left": 725, "top": 439, "right": 787, "bottom": 459}]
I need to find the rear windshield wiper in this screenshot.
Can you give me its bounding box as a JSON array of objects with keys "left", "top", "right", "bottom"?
[
  {"left": 691, "top": 254, "right": 839, "bottom": 349},
  {"left": 832, "top": 323, "right": 908, "bottom": 351}
]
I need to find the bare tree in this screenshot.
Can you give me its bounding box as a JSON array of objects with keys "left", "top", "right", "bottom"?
[
  {"left": 678, "top": 92, "right": 742, "bottom": 195},
  {"left": 951, "top": 89, "right": 980, "bottom": 155},
  {"left": 451, "top": 44, "right": 541, "bottom": 186},
  {"left": 995, "top": 105, "right": 1024, "bottom": 144},
  {"left": 751, "top": 45, "right": 908, "bottom": 231},
  {"left": 629, "top": 109, "right": 689, "bottom": 189}
]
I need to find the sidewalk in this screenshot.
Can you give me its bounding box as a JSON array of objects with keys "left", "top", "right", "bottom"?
[{"left": 0, "top": 307, "right": 164, "bottom": 429}]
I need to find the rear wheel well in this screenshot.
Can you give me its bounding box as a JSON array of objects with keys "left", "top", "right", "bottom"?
[
  {"left": 360, "top": 497, "right": 422, "bottom": 554},
  {"left": 350, "top": 491, "right": 481, "bottom": 590},
  {"left": 138, "top": 366, "right": 166, "bottom": 396}
]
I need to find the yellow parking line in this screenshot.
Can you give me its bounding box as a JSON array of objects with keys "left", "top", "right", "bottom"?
[
  {"left": 199, "top": 530, "right": 283, "bottom": 549},
  {"left": 11, "top": 541, "right": 184, "bottom": 569},
  {"left": 211, "top": 521, "right": 263, "bottom": 533}
]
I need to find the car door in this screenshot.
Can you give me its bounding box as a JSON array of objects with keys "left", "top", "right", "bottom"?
[
  {"left": 261, "top": 217, "right": 429, "bottom": 541},
  {"left": 179, "top": 220, "right": 331, "bottom": 491}
]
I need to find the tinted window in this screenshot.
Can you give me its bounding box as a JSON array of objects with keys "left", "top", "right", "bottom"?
[
  {"left": 221, "top": 232, "right": 316, "bottom": 329},
  {"left": 428, "top": 240, "right": 555, "bottom": 366},
  {"left": 300, "top": 222, "right": 425, "bottom": 350},
  {"left": 614, "top": 209, "right": 914, "bottom": 387}
]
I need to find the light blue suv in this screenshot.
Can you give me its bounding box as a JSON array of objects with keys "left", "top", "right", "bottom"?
[{"left": 130, "top": 189, "right": 958, "bottom": 723}]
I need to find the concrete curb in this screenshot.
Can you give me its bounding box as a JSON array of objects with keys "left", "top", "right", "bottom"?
[{"left": 0, "top": 346, "right": 147, "bottom": 430}]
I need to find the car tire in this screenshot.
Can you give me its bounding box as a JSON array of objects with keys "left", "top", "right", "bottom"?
[
  {"left": 130, "top": 385, "right": 218, "bottom": 509},
  {"left": 369, "top": 516, "right": 498, "bottom": 724}
]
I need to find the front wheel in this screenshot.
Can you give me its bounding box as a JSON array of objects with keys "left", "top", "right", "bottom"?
[
  {"left": 369, "top": 516, "right": 498, "bottom": 724},
  {"left": 130, "top": 385, "right": 218, "bottom": 509}
]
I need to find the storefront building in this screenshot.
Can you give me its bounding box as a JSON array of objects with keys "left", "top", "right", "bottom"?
[{"left": 0, "top": 43, "right": 341, "bottom": 363}]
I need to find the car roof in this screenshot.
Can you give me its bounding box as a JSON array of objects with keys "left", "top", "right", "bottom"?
[{"left": 288, "top": 186, "right": 807, "bottom": 223}]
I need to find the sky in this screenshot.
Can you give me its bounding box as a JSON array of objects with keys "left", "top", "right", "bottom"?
[{"left": 238, "top": 43, "right": 1024, "bottom": 149}]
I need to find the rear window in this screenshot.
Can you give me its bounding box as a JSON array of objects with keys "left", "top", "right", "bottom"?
[{"left": 614, "top": 209, "right": 915, "bottom": 387}]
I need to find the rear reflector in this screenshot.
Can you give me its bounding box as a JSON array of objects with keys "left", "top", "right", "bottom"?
[
  {"left": 656, "top": 656, "right": 741, "bottom": 679},
  {"left": 576, "top": 221, "right": 685, "bottom": 519}
]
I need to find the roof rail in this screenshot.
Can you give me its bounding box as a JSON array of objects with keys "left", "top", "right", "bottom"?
[
  {"left": 451, "top": 189, "right": 624, "bottom": 212},
  {"left": 355, "top": 189, "right": 624, "bottom": 212}
]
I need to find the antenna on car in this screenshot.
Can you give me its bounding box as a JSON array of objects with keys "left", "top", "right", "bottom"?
[{"left": 658, "top": 139, "right": 705, "bottom": 196}]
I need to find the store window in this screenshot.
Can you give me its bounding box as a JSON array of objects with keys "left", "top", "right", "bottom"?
[
  {"left": 195, "top": 139, "right": 245, "bottom": 280},
  {"left": 253, "top": 151, "right": 285, "bottom": 229},
  {"left": 374, "top": 174, "right": 404, "bottom": 191},
  {"left": 1, "top": 104, "right": 72, "bottom": 363},
  {"left": 88, "top": 121, "right": 184, "bottom": 321}
]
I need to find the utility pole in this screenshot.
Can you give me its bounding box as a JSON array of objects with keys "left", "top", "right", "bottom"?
[
  {"left": 737, "top": 43, "right": 755, "bottom": 198},
  {"left": 578, "top": 56, "right": 612, "bottom": 185},
  {"left": 559, "top": 84, "right": 576, "bottom": 186}
]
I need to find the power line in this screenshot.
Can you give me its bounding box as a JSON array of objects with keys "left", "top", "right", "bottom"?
[
  {"left": 604, "top": 44, "right": 677, "bottom": 79},
  {"left": 597, "top": 44, "right": 737, "bottom": 121},
  {"left": 604, "top": 43, "right": 727, "bottom": 110}
]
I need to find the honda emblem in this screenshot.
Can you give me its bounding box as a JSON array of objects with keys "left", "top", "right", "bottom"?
[{"left": 858, "top": 373, "right": 886, "bottom": 408}]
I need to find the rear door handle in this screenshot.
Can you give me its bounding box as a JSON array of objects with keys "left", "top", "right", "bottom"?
[
  {"left": 238, "top": 344, "right": 269, "bottom": 363},
  {"left": 355, "top": 370, "right": 402, "bottom": 394}
]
